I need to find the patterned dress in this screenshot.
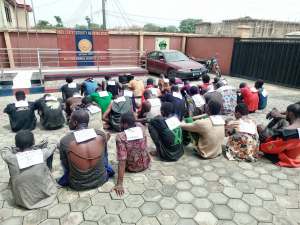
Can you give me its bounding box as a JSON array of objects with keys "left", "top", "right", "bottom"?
[
  {"left": 116, "top": 123, "right": 151, "bottom": 172},
  {"left": 185, "top": 94, "right": 206, "bottom": 117},
  {"left": 217, "top": 86, "right": 237, "bottom": 115},
  {"left": 225, "top": 116, "right": 260, "bottom": 162}
]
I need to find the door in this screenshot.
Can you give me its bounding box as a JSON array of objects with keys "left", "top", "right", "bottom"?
[
  {"left": 147, "top": 52, "right": 158, "bottom": 72},
  {"left": 155, "top": 52, "right": 168, "bottom": 75}
]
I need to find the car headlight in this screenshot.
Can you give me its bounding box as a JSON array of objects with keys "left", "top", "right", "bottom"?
[{"left": 178, "top": 69, "right": 191, "bottom": 72}]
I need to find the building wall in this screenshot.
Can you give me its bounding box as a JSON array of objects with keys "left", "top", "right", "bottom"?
[
  {"left": 143, "top": 35, "right": 182, "bottom": 52},
  {"left": 109, "top": 34, "right": 139, "bottom": 50}
]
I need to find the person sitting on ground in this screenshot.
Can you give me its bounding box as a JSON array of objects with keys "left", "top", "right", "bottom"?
[
  {"left": 216, "top": 81, "right": 237, "bottom": 115},
  {"left": 203, "top": 87, "right": 223, "bottom": 110},
  {"left": 4, "top": 91, "right": 37, "bottom": 132},
  {"left": 89, "top": 88, "right": 113, "bottom": 115},
  {"left": 137, "top": 78, "right": 161, "bottom": 111},
  {"left": 255, "top": 79, "right": 268, "bottom": 110},
  {"left": 180, "top": 80, "right": 199, "bottom": 97},
  {"left": 237, "top": 83, "right": 259, "bottom": 113},
  {"left": 128, "top": 78, "right": 144, "bottom": 97},
  {"left": 120, "top": 85, "right": 136, "bottom": 112},
  {"left": 59, "top": 110, "right": 114, "bottom": 190},
  {"left": 137, "top": 89, "right": 162, "bottom": 120},
  {"left": 158, "top": 74, "right": 170, "bottom": 91},
  {"left": 35, "top": 94, "right": 65, "bottom": 130},
  {"left": 185, "top": 86, "right": 206, "bottom": 118},
  {"left": 212, "top": 77, "right": 220, "bottom": 90},
  {"left": 175, "top": 78, "right": 184, "bottom": 88},
  {"left": 64, "top": 92, "right": 82, "bottom": 121},
  {"left": 181, "top": 100, "right": 224, "bottom": 158},
  {"left": 1, "top": 131, "right": 58, "bottom": 209},
  {"left": 225, "top": 103, "right": 260, "bottom": 162},
  {"left": 139, "top": 102, "right": 184, "bottom": 161},
  {"left": 73, "top": 96, "right": 103, "bottom": 130},
  {"left": 260, "top": 104, "right": 300, "bottom": 167},
  {"left": 102, "top": 95, "right": 136, "bottom": 131},
  {"left": 161, "top": 77, "right": 176, "bottom": 94},
  {"left": 102, "top": 75, "right": 122, "bottom": 96},
  {"left": 158, "top": 85, "right": 186, "bottom": 121},
  {"left": 61, "top": 75, "right": 81, "bottom": 102},
  {"left": 82, "top": 78, "right": 99, "bottom": 96},
  {"left": 199, "top": 74, "right": 214, "bottom": 94},
  {"left": 112, "top": 113, "right": 151, "bottom": 196}
]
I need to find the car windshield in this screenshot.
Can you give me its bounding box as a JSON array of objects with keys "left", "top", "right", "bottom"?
[{"left": 164, "top": 51, "right": 189, "bottom": 62}]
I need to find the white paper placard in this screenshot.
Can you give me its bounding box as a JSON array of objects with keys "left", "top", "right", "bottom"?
[
  {"left": 15, "top": 101, "right": 28, "bottom": 108},
  {"left": 190, "top": 84, "right": 197, "bottom": 87},
  {"left": 166, "top": 116, "right": 181, "bottom": 130},
  {"left": 210, "top": 115, "right": 225, "bottom": 125},
  {"left": 16, "top": 149, "right": 43, "bottom": 169},
  {"left": 297, "top": 128, "right": 300, "bottom": 139},
  {"left": 45, "top": 96, "right": 57, "bottom": 101},
  {"left": 124, "top": 90, "right": 133, "bottom": 97},
  {"left": 114, "top": 96, "right": 126, "bottom": 103},
  {"left": 108, "top": 80, "right": 116, "bottom": 85},
  {"left": 148, "top": 98, "right": 161, "bottom": 107},
  {"left": 239, "top": 120, "right": 256, "bottom": 134},
  {"left": 192, "top": 94, "right": 205, "bottom": 107},
  {"left": 88, "top": 105, "right": 101, "bottom": 114},
  {"left": 98, "top": 91, "right": 109, "bottom": 97},
  {"left": 151, "top": 88, "right": 158, "bottom": 95},
  {"left": 125, "top": 127, "right": 143, "bottom": 141},
  {"left": 222, "top": 79, "right": 228, "bottom": 85},
  {"left": 250, "top": 87, "right": 258, "bottom": 93},
  {"left": 74, "top": 129, "right": 97, "bottom": 143},
  {"left": 261, "top": 89, "right": 268, "bottom": 97},
  {"left": 68, "top": 83, "right": 77, "bottom": 88},
  {"left": 164, "top": 79, "right": 169, "bottom": 83},
  {"left": 173, "top": 92, "right": 182, "bottom": 99},
  {"left": 73, "top": 94, "right": 82, "bottom": 98}
]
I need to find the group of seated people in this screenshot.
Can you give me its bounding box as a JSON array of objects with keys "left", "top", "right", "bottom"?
[{"left": 2, "top": 73, "right": 299, "bottom": 210}]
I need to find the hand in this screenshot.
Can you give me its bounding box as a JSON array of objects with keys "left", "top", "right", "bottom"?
[
  {"left": 267, "top": 108, "right": 279, "bottom": 120},
  {"left": 92, "top": 101, "right": 97, "bottom": 105},
  {"left": 111, "top": 184, "right": 124, "bottom": 197},
  {"left": 154, "top": 115, "right": 162, "bottom": 118}
]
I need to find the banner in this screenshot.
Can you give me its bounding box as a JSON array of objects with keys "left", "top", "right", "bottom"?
[
  {"left": 75, "top": 30, "right": 95, "bottom": 66},
  {"left": 155, "top": 38, "right": 170, "bottom": 50}
]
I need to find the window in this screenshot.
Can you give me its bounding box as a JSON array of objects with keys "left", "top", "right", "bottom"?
[
  {"left": 149, "top": 52, "right": 157, "bottom": 60},
  {"left": 157, "top": 52, "right": 164, "bottom": 60},
  {"left": 4, "top": 3, "right": 12, "bottom": 23}
]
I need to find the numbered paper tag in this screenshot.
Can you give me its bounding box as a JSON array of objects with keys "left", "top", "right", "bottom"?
[
  {"left": 15, "top": 101, "right": 28, "bottom": 108},
  {"left": 99, "top": 91, "right": 109, "bottom": 97},
  {"left": 68, "top": 83, "right": 77, "bottom": 88},
  {"left": 164, "top": 79, "right": 169, "bottom": 83},
  {"left": 166, "top": 116, "right": 181, "bottom": 130},
  {"left": 149, "top": 98, "right": 161, "bottom": 107},
  {"left": 125, "top": 127, "right": 143, "bottom": 141},
  {"left": 114, "top": 96, "right": 126, "bottom": 103},
  {"left": 239, "top": 120, "right": 256, "bottom": 134},
  {"left": 250, "top": 87, "right": 258, "bottom": 93},
  {"left": 108, "top": 80, "right": 116, "bottom": 85},
  {"left": 45, "top": 96, "right": 57, "bottom": 101},
  {"left": 73, "top": 94, "right": 82, "bottom": 98},
  {"left": 74, "top": 129, "right": 97, "bottom": 143},
  {"left": 261, "top": 89, "right": 268, "bottom": 97},
  {"left": 88, "top": 105, "right": 101, "bottom": 114},
  {"left": 173, "top": 92, "right": 182, "bottom": 99},
  {"left": 151, "top": 88, "right": 158, "bottom": 95},
  {"left": 222, "top": 79, "right": 228, "bottom": 85},
  {"left": 210, "top": 115, "right": 225, "bottom": 125},
  {"left": 124, "top": 90, "right": 133, "bottom": 97},
  {"left": 16, "top": 149, "right": 43, "bottom": 169},
  {"left": 192, "top": 94, "right": 205, "bottom": 107}
]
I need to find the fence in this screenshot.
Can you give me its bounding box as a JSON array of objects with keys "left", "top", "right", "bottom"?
[{"left": 230, "top": 38, "right": 300, "bottom": 88}]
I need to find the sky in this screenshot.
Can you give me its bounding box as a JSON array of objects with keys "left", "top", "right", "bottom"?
[{"left": 29, "top": 0, "right": 300, "bottom": 29}]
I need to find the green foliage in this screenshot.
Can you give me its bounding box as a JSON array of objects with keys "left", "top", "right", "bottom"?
[
  {"left": 179, "top": 18, "right": 203, "bottom": 33},
  {"left": 143, "top": 24, "right": 178, "bottom": 33},
  {"left": 54, "top": 16, "right": 63, "bottom": 27},
  {"left": 75, "top": 24, "right": 88, "bottom": 29},
  {"left": 36, "top": 20, "right": 53, "bottom": 29},
  {"left": 165, "top": 25, "right": 178, "bottom": 33}
]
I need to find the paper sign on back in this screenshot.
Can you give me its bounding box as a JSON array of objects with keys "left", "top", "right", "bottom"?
[
  {"left": 223, "top": 79, "right": 228, "bottom": 85},
  {"left": 239, "top": 120, "right": 256, "bottom": 134},
  {"left": 192, "top": 94, "right": 205, "bottom": 107},
  {"left": 74, "top": 129, "right": 97, "bottom": 143},
  {"left": 164, "top": 79, "right": 169, "bottom": 83},
  {"left": 68, "top": 83, "right": 77, "bottom": 88},
  {"left": 15, "top": 101, "right": 29, "bottom": 108},
  {"left": 250, "top": 87, "right": 258, "bottom": 93},
  {"left": 124, "top": 90, "right": 133, "bottom": 97},
  {"left": 99, "top": 91, "right": 109, "bottom": 97},
  {"left": 108, "top": 81, "right": 116, "bottom": 85},
  {"left": 151, "top": 88, "right": 158, "bottom": 95},
  {"left": 73, "top": 94, "right": 82, "bottom": 98},
  {"left": 45, "top": 96, "right": 57, "bottom": 101},
  {"left": 210, "top": 115, "right": 225, "bottom": 125},
  {"left": 114, "top": 96, "right": 126, "bottom": 103},
  {"left": 262, "top": 89, "right": 268, "bottom": 97},
  {"left": 16, "top": 150, "right": 43, "bottom": 169},
  {"left": 173, "top": 92, "right": 182, "bottom": 99},
  {"left": 166, "top": 116, "right": 181, "bottom": 130},
  {"left": 125, "top": 127, "right": 143, "bottom": 141}
]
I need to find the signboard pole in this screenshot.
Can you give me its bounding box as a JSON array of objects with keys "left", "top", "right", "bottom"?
[{"left": 97, "top": 52, "right": 99, "bottom": 71}]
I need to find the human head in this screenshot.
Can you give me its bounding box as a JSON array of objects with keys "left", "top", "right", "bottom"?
[
  {"left": 119, "top": 112, "right": 136, "bottom": 131},
  {"left": 214, "top": 77, "right": 220, "bottom": 83},
  {"left": 144, "top": 89, "right": 153, "bottom": 100},
  {"left": 206, "top": 100, "right": 221, "bottom": 115},
  {"left": 147, "top": 78, "right": 154, "bottom": 86},
  {"left": 169, "top": 77, "right": 176, "bottom": 86},
  {"left": 286, "top": 104, "right": 300, "bottom": 124},
  {"left": 235, "top": 103, "right": 249, "bottom": 119},
  {"left": 171, "top": 85, "right": 179, "bottom": 93},
  {"left": 113, "top": 95, "right": 120, "bottom": 100},
  {"left": 15, "top": 130, "right": 35, "bottom": 151},
  {"left": 122, "top": 85, "right": 130, "bottom": 91},
  {"left": 239, "top": 83, "right": 247, "bottom": 89},
  {"left": 255, "top": 79, "right": 264, "bottom": 89},
  {"left": 203, "top": 87, "right": 210, "bottom": 95},
  {"left": 190, "top": 86, "right": 198, "bottom": 96},
  {"left": 95, "top": 87, "right": 101, "bottom": 92},
  {"left": 184, "top": 80, "right": 190, "bottom": 85},
  {"left": 43, "top": 94, "right": 51, "bottom": 98},
  {"left": 66, "top": 75, "right": 73, "bottom": 84},
  {"left": 202, "top": 74, "right": 210, "bottom": 84},
  {"left": 69, "top": 110, "right": 89, "bottom": 130},
  {"left": 15, "top": 91, "right": 26, "bottom": 101},
  {"left": 82, "top": 97, "right": 92, "bottom": 106},
  {"left": 159, "top": 74, "right": 165, "bottom": 79},
  {"left": 105, "top": 75, "right": 111, "bottom": 81},
  {"left": 216, "top": 81, "right": 225, "bottom": 89},
  {"left": 161, "top": 102, "right": 173, "bottom": 117}
]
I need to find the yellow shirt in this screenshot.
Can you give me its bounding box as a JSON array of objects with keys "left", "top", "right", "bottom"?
[{"left": 128, "top": 80, "right": 144, "bottom": 97}]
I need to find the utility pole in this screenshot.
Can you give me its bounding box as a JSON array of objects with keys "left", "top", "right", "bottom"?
[
  {"left": 91, "top": 5, "right": 93, "bottom": 24},
  {"left": 102, "top": 0, "right": 106, "bottom": 30}
]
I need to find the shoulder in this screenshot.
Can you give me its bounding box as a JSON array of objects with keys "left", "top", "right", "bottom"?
[{"left": 60, "top": 133, "right": 74, "bottom": 145}]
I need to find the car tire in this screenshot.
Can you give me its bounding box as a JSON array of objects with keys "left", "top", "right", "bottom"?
[{"left": 167, "top": 68, "right": 175, "bottom": 78}]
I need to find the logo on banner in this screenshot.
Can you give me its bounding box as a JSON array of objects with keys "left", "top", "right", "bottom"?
[{"left": 78, "top": 39, "right": 93, "bottom": 52}]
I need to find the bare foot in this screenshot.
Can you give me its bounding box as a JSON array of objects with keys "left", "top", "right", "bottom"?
[
  {"left": 51, "top": 168, "right": 54, "bottom": 173},
  {"left": 150, "top": 151, "right": 159, "bottom": 157},
  {"left": 103, "top": 124, "right": 111, "bottom": 129},
  {"left": 106, "top": 132, "right": 111, "bottom": 141}
]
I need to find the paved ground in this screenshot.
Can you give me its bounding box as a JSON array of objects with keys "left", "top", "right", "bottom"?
[{"left": 0, "top": 74, "right": 300, "bottom": 225}]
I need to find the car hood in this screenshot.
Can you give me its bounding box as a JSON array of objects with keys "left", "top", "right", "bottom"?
[{"left": 168, "top": 60, "right": 204, "bottom": 70}]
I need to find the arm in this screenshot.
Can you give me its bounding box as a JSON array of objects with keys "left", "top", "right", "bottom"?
[
  {"left": 102, "top": 81, "right": 107, "bottom": 91},
  {"left": 131, "top": 104, "right": 137, "bottom": 120},
  {"left": 158, "top": 94, "right": 168, "bottom": 103},
  {"left": 117, "top": 81, "right": 122, "bottom": 90},
  {"left": 39, "top": 140, "right": 58, "bottom": 160},
  {"left": 192, "top": 114, "right": 208, "bottom": 120},
  {"left": 59, "top": 139, "right": 69, "bottom": 170},
  {"left": 260, "top": 138, "right": 288, "bottom": 154},
  {"left": 181, "top": 120, "right": 201, "bottom": 132},
  {"left": 102, "top": 101, "right": 113, "bottom": 122},
  {"left": 138, "top": 101, "right": 147, "bottom": 118},
  {"left": 70, "top": 102, "right": 82, "bottom": 111}
]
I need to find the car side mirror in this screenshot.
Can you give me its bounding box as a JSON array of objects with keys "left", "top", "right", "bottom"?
[{"left": 160, "top": 59, "right": 165, "bottom": 62}]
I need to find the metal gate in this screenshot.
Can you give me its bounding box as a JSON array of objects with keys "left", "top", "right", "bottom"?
[{"left": 230, "top": 38, "right": 300, "bottom": 88}]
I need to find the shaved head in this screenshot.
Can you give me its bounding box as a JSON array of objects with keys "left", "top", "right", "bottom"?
[{"left": 71, "top": 110, "right": 89, "bottom": 124}]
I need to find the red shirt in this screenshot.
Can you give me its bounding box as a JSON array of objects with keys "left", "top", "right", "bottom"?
[
  {"left": 241, "top": 86, "right": 259, "bottom": 111},
  {"left": 260, "top": 136, "right": 300, "bottom": 167},
  {"left": 201, "top": 83, "right": 214, "bottom": 95}
]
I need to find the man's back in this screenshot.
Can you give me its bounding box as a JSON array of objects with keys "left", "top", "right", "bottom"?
[
  {"left": 74, "top": 105, "right": 103, "bottom": 130},
  {"left": 61, "top": 83, "right": 81, "bottom": 101},
  {"left": 104, "top": 79, "right": 119, "bottom": 96},
  {"left": 111, "top": 97, "right": 132, "bottom": 130},
  {"left": 89, "top": 92, "right": 113, "bottom": 115},
  {"left": 128, "top": 80, "right": 144, "bottom": 97},
  {"left": 66, "top": 96, "right": 82, "bottom": 116},
  {"left": 217, "top": 86, "right": 237, "bottom": 115},
  {"left": 241, "top": 86, "right": 259, "bottom": 111},
  {"left": 158, "top": 93, "right": 185, "bottom": 121},
  {"left": 84, "top": 80, "right": 98, "bottom": 96}
]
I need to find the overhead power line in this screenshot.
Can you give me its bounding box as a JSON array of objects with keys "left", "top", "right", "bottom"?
[
  {"left": 113, "top": 0, "right": 131, "bottom": 29},
  {"left": 110, "top": 0, "right": 122, "bottom": 28},
  {"left": 115, "top": 0, "right": 134, "bottom": 27},
  {"left": 65, "top": 0, "right": 91, "bottom": 26},
  {"left": 35, "top": 0, "right": 63, "bottom": 8}
]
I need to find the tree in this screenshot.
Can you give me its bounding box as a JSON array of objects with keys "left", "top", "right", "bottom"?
[
  {"left": 179, "top": 18, "right": 203, "bottom": 33},
  {"left": 54, "top": 16, "right": 63, "bottom": 28},
  {"left": 85, "top": 16, "right": 91, "bottom": 29},
  {"left": 75, "top": 24, "right": 88, "bottom": 29},
  {"left": 165, "top": 25, "right": 178, "bottom": 33},
  {"left": 90, "top": 23, "right": 104, "bottom": 30},
  {"left": 36, "top": 20, "right": 52, "bottom": 29},
  {"left": 143, "top": 23, "right": 163, "bottom": 32}
]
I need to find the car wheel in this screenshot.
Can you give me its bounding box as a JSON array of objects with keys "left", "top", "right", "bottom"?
[{"left": 167, "top": 68, "right": 175, "bottom": 78}]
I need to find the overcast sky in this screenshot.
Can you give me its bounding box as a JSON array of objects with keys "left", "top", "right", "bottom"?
[{"left": 29, "top": 0, "right": 300, "bottom": 28}]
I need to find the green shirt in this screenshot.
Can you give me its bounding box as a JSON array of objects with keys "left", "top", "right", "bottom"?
[{"left": 89, "top": 92, "right": 113, "bottom": 115}]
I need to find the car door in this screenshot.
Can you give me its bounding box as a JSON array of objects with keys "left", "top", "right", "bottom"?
[
  {"left": 154, "top": 52, "right": 168, "bottom": 75},
  {"left": 147, "top": 52, "right": 157, "bottom": 72}
]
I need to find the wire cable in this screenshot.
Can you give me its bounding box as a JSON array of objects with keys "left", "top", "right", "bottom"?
[
  {"left": 110, "top": 0, "right": 122, "bottom": 28},
  {"left": 35, "top": 0, "right": 63, "bottom": 8},
  {"left": 65, "top": 0, "right": 91, "bottom": 26},
  {"left": 115, "top": 0, "right": 134, "bottom": 27},
  {"left": 113, "top": 0, "right": 131, "bottom": 29}
]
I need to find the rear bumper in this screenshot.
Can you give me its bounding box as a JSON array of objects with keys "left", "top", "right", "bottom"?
[{"left": 174, "top": 68, "right": 207, "bottom": 79}]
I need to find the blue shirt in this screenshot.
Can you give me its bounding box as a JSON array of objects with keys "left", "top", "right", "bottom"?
[
  {"left": 258, "top": 88, "right": 268, "bottom": 110},
  {"left": 84, "top": 80, "right": 98, "bottom": 96}
]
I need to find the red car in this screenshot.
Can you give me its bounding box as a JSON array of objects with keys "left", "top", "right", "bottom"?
[{"left": 143, "top": 50, "right": 207, "bottom": 79}]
